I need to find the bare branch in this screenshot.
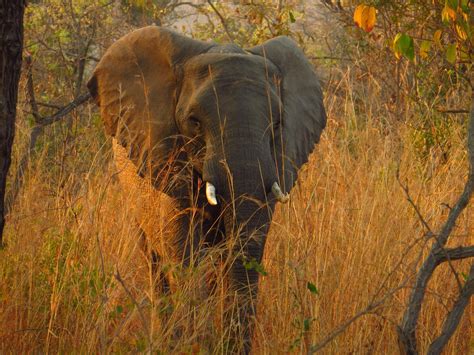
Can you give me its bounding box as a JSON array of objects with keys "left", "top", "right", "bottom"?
[
  {"left": 73, "top": 36, "right": 93, "bottom": 99},
  {"left": 24, "top": 56, "right": 40, "bottom": 123},
  {"left": 308, "top": 55, "right": 354, "bottom": 62},
  {"left": 434, "top": 246, "right": 474, "bottom": 265},
  {"left": 40, "top": 92, "right": 91, "bottom": 126},
  {"left": 396, "top": 169, "right": 434, "bottom": 237},
  {"left": 207, "top": 0, "right": 234, "bottom": 43},
  {"left": 36, "top": 101, "right": 62, "bottom": 109},
  {"left": 435, "top": 108, "right": 470, "bottom": 114},
  {"left": 427, "top": 263, "right": 474, "bottom": 355}
]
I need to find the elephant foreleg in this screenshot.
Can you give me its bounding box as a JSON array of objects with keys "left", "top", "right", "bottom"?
[{"left": 138, "top": 226, "right": 171, "bottom": 294}]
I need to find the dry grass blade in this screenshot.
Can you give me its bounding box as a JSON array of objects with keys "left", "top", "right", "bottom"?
[{"left": 398, "top": 99, "right": 474, "bottom": 354}]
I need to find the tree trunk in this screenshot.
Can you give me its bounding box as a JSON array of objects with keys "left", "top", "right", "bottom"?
[{"left": 0, "top": 0, "right": 26, "bottom": 246}]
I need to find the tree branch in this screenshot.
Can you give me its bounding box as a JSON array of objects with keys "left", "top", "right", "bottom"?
[
  {"left": 427, "top": 263, "right": 474, "bottom": 355},
  {"left": 24, "top": 55, "right": 40, "bottom": 123},
  {"left": 434, "top": 246, "right": 474, "bottom": 265},
  {"left": 40, "top": 92, "right": 91, "bottom": 126},
  {"left": 207, "top": 0, "right": 234, "bottom": 43}
]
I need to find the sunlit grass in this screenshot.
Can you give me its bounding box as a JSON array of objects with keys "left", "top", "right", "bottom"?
[{"left": 0, "top": 68, "right": 471, "bottom": 353}]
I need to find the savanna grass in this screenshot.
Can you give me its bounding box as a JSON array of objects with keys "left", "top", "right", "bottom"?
[{"left": 0, "top": 66, "right": 472, "bottom": 353}]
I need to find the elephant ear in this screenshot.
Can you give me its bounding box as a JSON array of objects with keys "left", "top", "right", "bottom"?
[
  {"left": 87, "top": 26, "right": 214, "bottom": 181},
  {"left": 249, "top": 37, "right": 326, "bottom": 193}
]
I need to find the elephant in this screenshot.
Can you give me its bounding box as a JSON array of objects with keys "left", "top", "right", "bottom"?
[{"left": 87, "top": 26, "right": 326, "bottom": 353}]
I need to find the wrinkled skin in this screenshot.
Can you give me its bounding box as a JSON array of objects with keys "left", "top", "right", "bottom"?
[{"left": 88, "top": 26, "right": 326, "bottom": 353}]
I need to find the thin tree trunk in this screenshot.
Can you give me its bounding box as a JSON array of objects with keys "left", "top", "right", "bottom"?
[{"left": 0, "top": 0, "right": 26, "bottom": 246}]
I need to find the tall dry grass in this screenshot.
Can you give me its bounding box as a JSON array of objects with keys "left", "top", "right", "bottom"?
[{"left": 0, "top": 66, "right": 472, "bottom": 353}]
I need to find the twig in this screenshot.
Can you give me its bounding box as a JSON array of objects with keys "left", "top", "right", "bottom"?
[
  {"left": 435, "top": 108, "right": 470, "bottom": 114},
  {"left": 396, "top": 170, "right": 434, "bottom": 237},
  {"left": 308, "top": 55, "right": 354, "bottom": 62},
  {"left": 427, "top": 263, "right": 474, "bottom": 355},
  {"left": 206, "top": 0, "right": 234, "bottom": 43},
  {"left": 36, "top": 101, "right": 62, "bottom": 109},
  {"left": 114, "top": 270, "right": 152, "bottom": 352},
  {"left": 106, "top": 297, "right": 151, "bottom": 349},
  {"left": 308, "top": 229, "right": 430, "bottom": 353},
  {"left": 397, "top": 169, "right": 464, "bottom": 290},
  {"left": 309, "top": 285, "right": 406, "bottom": 353}
]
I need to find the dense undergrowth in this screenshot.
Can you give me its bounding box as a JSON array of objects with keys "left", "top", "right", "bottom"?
[{"left": 1, "top": 1, "right": 472, "bottom": 353}]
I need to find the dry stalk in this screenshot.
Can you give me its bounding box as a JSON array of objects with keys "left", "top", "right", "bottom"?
[{"left": 397, "top": 99, "right": 474, "bottom": 355}]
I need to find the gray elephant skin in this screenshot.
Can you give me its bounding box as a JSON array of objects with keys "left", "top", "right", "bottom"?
[{"left": 87, "top": 26, "right": 326, "bottom": 353}]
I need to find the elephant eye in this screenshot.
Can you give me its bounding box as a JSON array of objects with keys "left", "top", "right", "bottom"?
[{"left": 188, "top": 115, "right": 201, "bottom": 130}]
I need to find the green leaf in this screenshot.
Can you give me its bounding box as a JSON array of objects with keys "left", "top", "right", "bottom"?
[
  {"left": 303, "top": 318, "right": 311, "bottom": 332},
  {"left": 289, "top": 11, "right": 296, "bottom": 23},
  {"left": 289, "top": 337, "right": 301, "bottom": 351},
  {"left": 116, "top": 305, "right": 123, "bottom": 314},
  {"left": 446, "top": 44, "right": 457, "bottom": 63},
  {"left": 307, "top": 282, "right": 319, "bottom": 295},
  {"left": 393, "top": 33, "right": 415, "bottom": 61},
  {"left": 243, "top": 258, "right": 268, "bottom": 276},
  {"left": 446, "top": 0, "right": 458, "bottom": 10}
]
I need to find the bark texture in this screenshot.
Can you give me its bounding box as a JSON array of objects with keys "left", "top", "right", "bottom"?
[{"left": 0, "top": 0, "right": 26, "bottom": 245}]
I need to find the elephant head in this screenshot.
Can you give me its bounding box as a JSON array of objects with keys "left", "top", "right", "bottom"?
[{"left": 87, "top": 26, "right": 326, "bottom": 352}]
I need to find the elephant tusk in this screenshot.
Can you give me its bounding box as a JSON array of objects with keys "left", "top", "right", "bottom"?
[
  {"left": 206, "top": 182, "right": 218, "bottom": 206},
  {"left": 272, "top": 182, "right": 289, "bottom": 203}
]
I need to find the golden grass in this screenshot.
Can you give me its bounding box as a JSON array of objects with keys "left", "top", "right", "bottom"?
[{"left": 0, "top": 69, "right": 472, "bottom": 353}]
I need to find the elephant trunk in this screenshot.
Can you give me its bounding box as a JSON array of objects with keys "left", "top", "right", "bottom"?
[
  {"left": 222, "top": 188, "right": 274, "bottom": 353},
  {"left": 202, "top": 129, "right": 277, "bottom": 352}
]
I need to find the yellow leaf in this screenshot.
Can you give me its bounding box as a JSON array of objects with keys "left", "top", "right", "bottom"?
[
  {"left": 354, "top": 4, "right": 365, "bottom": 27},
  {"left": 420, "top": 40, "right": 431, "bottom": 59},
  {"left": 456, "top": 24, "right": 468, "bottom": 40},
  {"left": 433, "top": 30, "right": 442, "bottom": 47},
  {"left": 354, "top": 4, "right": 376, "bottom": 33},
  {"left": 441, "top": 5, "right": 456, "bottom": 23}
]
